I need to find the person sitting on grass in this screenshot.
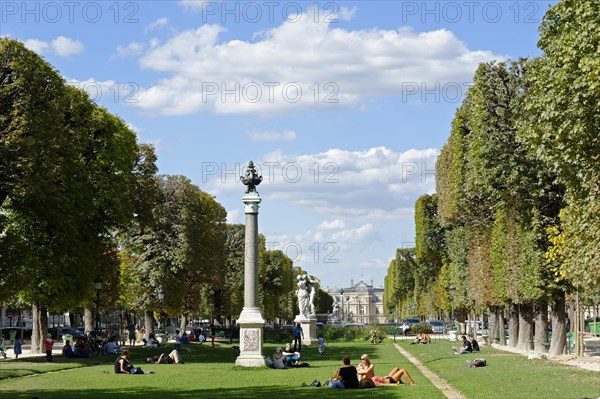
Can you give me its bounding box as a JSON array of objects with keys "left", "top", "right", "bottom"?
[
  {"left": 273, "top": 346, "right": 287, "bottom": 369},
  {"left": 114, "top": 350, "right": 144, "bottom": 374},
  {"left": 357, "top": 354, "right": 375, "bottom": 381},
  {"left": 146, "top": 333, "right": 159, "bottom": 348},
  {"left": 146, "top": 349, "right": 184, "bottom": 364},
  {"left": 373, "top": 367, "right": 416, "bottom": 386},
  {"left": 181, "top": 332, "right": 190, "bottom": 345},
  {"left": 73, "top": 338, "right": 91, "bottom": 357},
  {"left": 327, "top": 356, "right": 359, "bottom": 389},
  {"left": 62, "top": 340, "right": 89, "bottom": 358},
  {"left": 452, "top": 335, "right": 473, "bottom": 354},
  {"left": 468, "top": 335, "right": 480, "bottom": 352},
  {"left": 282, "top": 342, "right": 300, "bottom": 366},
  {"left": 104, "top": 337, "right": 121, "bottom": 354}
]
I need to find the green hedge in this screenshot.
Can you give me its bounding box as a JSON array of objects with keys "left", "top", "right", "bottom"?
[
  {"left": 409, "top": 323, "right": 433, "bottom": 334},
  {"left": 322, "top": 326, "right": 390, "bottom": 342}
]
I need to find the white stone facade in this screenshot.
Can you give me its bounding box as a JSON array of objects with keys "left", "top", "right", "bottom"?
[{"left": 328, "top": 279, "right": 386, "bottom": 324}]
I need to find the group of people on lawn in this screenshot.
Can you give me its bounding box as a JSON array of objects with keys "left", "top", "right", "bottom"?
[
  {"left": 453, "top": 334, "right": 480, "bottom": 354},
  {"left": 114, "top": 329, "right": 187, "bottom": 374},
  {"left": 324, "top": 354, "right": 416, "bottom": 389}
]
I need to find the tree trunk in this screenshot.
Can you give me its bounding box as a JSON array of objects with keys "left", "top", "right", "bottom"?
[
  {"left": 489, "top": 306, "right": 499, "bottom": 344},
  {"left": 549, "top": 291, "right": 567, "bottom": 357},
  {"left": 533, "top": 300, "right": 549, "bottom": 353},
  {"left": 517, "top": 303, "right": 534, "bottom": 350},
  {"left": 499, "top": 308, "right": 507, "bottom": 346},
  {"left": 145, "top": 310, "right": 155, "bottom": 337},
  {"left": 84, "top": 307, "right": 94, "bottom": 335},
  {"left": 566, "top": 303, "right": 574, "bottom": 332},
  {"left": 180, "top": 314, "right": 187, "bottom": 333},
  {"left": 31, "top": 302, "right": 42, "bottom": 354},
  {"left": 508, "top": 303, "right": 519, "bottom": 347}
]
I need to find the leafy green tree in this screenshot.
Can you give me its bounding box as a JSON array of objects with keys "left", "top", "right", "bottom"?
[
  {"left": 522, "top": 0, "right": 600, "bottom": 297},
  {"left": 259, "top": 250, "right": 294, "bottom": 321},
  {"left": 0, "top": 39, "right": 139, "bottom": 351},
  {"left": 221, "top": 224, "right": 245, "bottom": 324},
  {"left": 414, "top": 194, "right": 445, "bottom": 317}
]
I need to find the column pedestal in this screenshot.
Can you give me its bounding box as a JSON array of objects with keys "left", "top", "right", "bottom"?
[{"left": 236, "top": 307, "right": 265, "bottom": 367}]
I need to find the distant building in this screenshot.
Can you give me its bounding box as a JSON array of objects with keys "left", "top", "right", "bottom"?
[{"left": 327, "top": 279, "right": 385, "bottom": 324}]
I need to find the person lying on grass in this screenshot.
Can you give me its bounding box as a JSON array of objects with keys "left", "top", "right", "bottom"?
[
  {"left": 357, "top": 353, "right": 416, "bottom": 386},
  {"left": 146, "top": 349, "right": 184, "bottom": 364},
  {"left": 372, "top": 367, "right": 416, "bottom": 385}
]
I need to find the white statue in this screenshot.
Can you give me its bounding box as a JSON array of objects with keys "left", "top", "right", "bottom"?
[
  {"left": 307, "top": 276, "right": 316, "bottom": 315},
  {"left": 331, "top": 299, "right": 341, "bottom": 320},
  {"left": 296, "top": 274, "right": 316, "bottom": 317},
  {"left": 296, "top": 275, "right": 310, "bottom": 317}
]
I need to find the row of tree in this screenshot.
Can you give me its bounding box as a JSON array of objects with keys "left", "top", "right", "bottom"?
[
  {"left": 384, "top": 0, "right": 599, "bottom": 356},
  {"left": 0, "top": 39, "right": 331, "bottom": 352}
]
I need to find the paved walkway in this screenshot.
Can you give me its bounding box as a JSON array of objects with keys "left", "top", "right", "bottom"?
[{"left": 393, "top": 343, "right": 467, "bottom": 399}]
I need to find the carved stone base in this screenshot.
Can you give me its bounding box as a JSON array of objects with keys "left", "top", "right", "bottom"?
[
  {"left": 235, "top": 307, "right": 265, "bottom": 367},
  {"left": 294, "top": 315, "right": 319, "bottom": 346}
]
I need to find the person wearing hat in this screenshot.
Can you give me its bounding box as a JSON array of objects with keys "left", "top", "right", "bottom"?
[{"left": 273, "top": 346, "right": 286, "bottom": 369}]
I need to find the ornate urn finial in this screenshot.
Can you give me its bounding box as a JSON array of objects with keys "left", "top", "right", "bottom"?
[{"left": 241, "top": 161, "right": 263, "bottom": 194}]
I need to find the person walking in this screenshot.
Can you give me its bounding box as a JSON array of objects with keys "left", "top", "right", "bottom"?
[{"left": 14, "top": 337, "right": 22, "bottom": 360}]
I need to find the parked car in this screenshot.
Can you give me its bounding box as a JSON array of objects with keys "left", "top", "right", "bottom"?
[
  {"left": 315, "top": 322, "right": 325, "bottom": 329},
  {"left": 400, "top": 318, "right": 421, "bottom": 333},
  {"left": 427, "top": 320, "right": 446, "bottom": 334}
]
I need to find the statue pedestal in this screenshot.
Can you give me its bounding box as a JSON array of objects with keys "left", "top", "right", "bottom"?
[{"left": 294, "top": 315, "right": 319, "bottom": 346}]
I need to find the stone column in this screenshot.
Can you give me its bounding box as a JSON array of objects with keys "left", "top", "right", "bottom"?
[{"left": 235, "top": 190, "right": 266, "bottom": 367}]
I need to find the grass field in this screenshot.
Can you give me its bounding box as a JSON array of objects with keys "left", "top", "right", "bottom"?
[
  {"left": 398, "top": 339, "right": 600, "bottom": 399},
  {"left": 0, "top": 341, "right": 442, "bottom": 399},
  {"left": 0, "top": 339, "right": 597, "bottom": 399}
]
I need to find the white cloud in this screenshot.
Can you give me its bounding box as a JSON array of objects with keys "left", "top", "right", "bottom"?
[
  {"left": 178, "top": 0, "right": 209, "bottom": 10},
  {"left": 145, "top": 17, "right": 169, "bottom": 33},
  {"left": 332, "top": 223, "right": 376, "bottom": 246},
  {"left": 116, "top": 42, "right": 145, "bottom": 57},
  {"left": 65, "top": 78, "right": 141, "bottom": 107},
  {"left": 24, "top": 36, "right": 83, "bottom": 56},
  {"left": 338, "top": 6, "right": 358, "bottom": 21},
  {"left": 317, "top": 219, "right": 346, "bottom": 230},
  {"left": 126, "top": 123, "right": 143, "bottom": 133},
  {"left": 51, "top": 36, "right": 84, "bottom": 56},
  {"left": 206, "top": 146, "right": 438, "bottom": 222},
  {"left": 249, "top": 130, "right": 296, "bottom": 142},
  {"left": 226, "top": 209, "right": 242, "bottom": 224},
  {"left": 24, "top": 39, "right": 49, "bottom": 53},
  {"left": 131, "top": 9, "right": 502, "bottom": 115}
]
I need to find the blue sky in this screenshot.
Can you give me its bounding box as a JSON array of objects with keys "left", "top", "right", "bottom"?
[{"left": 2, "top": 0, "right": 557, "bottom": 290}]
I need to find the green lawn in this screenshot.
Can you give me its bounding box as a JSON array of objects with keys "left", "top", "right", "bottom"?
[
  {"left": 2, "top": 340, "right": 597, "bottom": 399},
  {"left": 0, "top": 341, "right": 442, "bottom": 399},
  {"left": 398, "top": 338, "right": 600, "bottom": 399}
]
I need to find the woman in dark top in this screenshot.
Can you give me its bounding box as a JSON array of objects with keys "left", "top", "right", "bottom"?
[
  {"left": 328, "top": 356, "right": 359, "bottom": 389},
  {"left": 468, "top": 335, "right": 480, "bottom": 351},
  {"left": 115, "top": 350, "right": 134, "bottom": 374}
]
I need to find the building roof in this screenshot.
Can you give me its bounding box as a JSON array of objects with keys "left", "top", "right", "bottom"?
[{"left": 327, "top": 279, "right": 384, "bottom": 294}]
